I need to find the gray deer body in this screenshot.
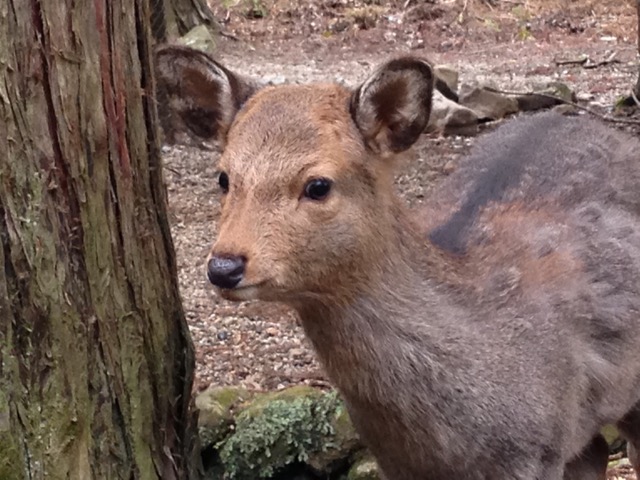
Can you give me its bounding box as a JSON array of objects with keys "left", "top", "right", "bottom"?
[
  {"left": 301, "top": 112, "right": 640, "bottom": 479},
  {"left": 156, "top": 45, "right": 640, "bottom": 479}
]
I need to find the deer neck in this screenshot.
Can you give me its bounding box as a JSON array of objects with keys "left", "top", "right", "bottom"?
[{"left": 294, "top": 202, "right": 458, "bottom": 405}]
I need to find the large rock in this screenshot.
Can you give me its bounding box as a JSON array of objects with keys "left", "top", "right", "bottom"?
[
  {"left": 197, "top": 385, "right": 253, "bottom": 447},
  {"left": 428, "top": 90, "right": 480, "bottom": 134},
  {"left": 434, "top": 65, "right": 460, "bottom": 102},
  {"left": 434, "top": 65, "right": 459, "bottom": 95},
  {"left": 516, "top": 81, "right": 575, "bottom": 112},
  {"left": 459, "top": 85, "right": 520, "bottom": 121},
  {"left": 219, "top": 386, "right": 362, "bottom": 479},
  {"left": 177, "top": 25, "right": 216, "bottom": 54}
]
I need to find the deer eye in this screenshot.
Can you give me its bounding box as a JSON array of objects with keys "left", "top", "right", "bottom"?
[
  {"left": 303, "top": 178, "right": 333, "bottom": 201},
  {"left": 219, "top": 171, "right": 229, "bottom": 194}
]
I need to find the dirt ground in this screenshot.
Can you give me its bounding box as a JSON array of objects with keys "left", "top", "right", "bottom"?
[{"left": 162, "top": 0, "right": 640, "bottom": 477}]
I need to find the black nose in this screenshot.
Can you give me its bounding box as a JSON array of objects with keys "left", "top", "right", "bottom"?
[{"left": 207, "top": 255, "right": 246, "bottom": 289}]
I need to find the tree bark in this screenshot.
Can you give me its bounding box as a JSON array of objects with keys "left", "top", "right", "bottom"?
[
  {"left": 622, "top": 0, "right": 640, "bottom": 106},
  {"left": 634, "top": 0, "right": 640, "bottom": 100},
  {"left": 0, "top": 1, "right": 197, "bottom": 479}
]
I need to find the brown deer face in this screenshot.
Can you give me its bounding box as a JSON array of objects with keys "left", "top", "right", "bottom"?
[{"left": 156, "top": 47, "right": 434, "bottom": 304}]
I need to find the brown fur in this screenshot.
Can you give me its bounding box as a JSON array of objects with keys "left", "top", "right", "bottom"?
[{"left": 156, "top": 45, "right": 640, "bottom": 480}]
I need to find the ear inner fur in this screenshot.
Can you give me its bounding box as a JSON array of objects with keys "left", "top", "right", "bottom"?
[
  {"left": 350, "top": 58, "right": 434, "bottom": 153},
  {"left": 155, "top": 45, "right": 259, "bottom": 142}
]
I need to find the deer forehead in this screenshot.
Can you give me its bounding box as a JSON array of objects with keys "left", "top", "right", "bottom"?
[{"left": 220, "top": 83, "right": 367, "bottom": 183}]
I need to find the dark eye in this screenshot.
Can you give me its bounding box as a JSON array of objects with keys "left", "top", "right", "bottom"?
[
  {"left": 303, "top": 178, "right": 332, "bottom": 201},
  {"left": 219, "top": 171, "right": 229, "bottom": 194}
]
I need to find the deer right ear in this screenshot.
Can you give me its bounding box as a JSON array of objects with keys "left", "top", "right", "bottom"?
[
  {"left": 351, "top": 57, "right": 434, "bottom": 155},
  {"left": 155, "top": 45, "right": 259, "bottom": 143}
]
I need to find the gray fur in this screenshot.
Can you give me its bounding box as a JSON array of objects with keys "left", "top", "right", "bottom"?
[{"left": 301, "top": 112, "right": 640, "bottom": 479}]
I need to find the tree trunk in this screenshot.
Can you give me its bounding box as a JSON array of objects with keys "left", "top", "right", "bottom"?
[
  {"left": 0, "top": 1, "right": 198, "bottom": 479},
  {"left": 622, "top": 0, "right": 640, "bottom": 106},
  {"left": 151, "top": 0, "right": 217, "bottom": 41},
  {"left": 634, "top": 0, "right": 640, "bottom": 100}
]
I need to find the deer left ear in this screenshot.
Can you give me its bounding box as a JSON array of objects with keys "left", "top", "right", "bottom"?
[
  {"left": 350, "top": 57, "right": 434, "bottom": 154},
  {"left": 155, "top": 45, "right": 259, "bottom": 143}
]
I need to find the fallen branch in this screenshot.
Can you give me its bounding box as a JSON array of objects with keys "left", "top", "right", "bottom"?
[
  {"left": 484, "top": 86, "right": 640, "bottom": 126},
  {"left": 219, "top": 29, "right": 240, "bottom": 41},
  {"left": 403, "top": 0, "right": 414, "bottom": 9},
  {"left": 163, "top": 165, "right": 182, "bottom": 177},
  {"left": 554, "top": 52, "right": 619, "bottom": 69},
  {"left": 583, "top": 51, "right": 619, "bottom": 69},
  {"left": 457, "top": 0, "right": 470, "bottom": 23},
  {"left": 555, "top": 57, "right": 588, "bottom": 66}
]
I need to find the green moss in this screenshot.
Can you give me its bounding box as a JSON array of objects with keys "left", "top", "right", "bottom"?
[
  {"left": 197, "top": 386, "right": 252, "bottom": 446},
  {"left": 216, "top": 387, "right": 251, "bottom": 409},
  {"left": 219, "top": 388, "right": 341, "bottom": 479},
  {"left": 332, "top": 404, "right": 358, "bottom": 444},
  {"left": 307, "top": 401, "right": 361, "bottom": 473},
  {"left": 240, "top": 386, "right": 320, "bottom": 413}
]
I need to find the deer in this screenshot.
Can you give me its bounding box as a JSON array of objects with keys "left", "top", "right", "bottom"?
[{"left": 156, "top": 45, "right": 640, "bottom": 480}]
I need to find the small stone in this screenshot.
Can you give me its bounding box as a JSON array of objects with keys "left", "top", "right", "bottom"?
[
  {"left": 348, "top": 454, "right": 381, "bottom": 480},
  {"left": 265, "top": 327, "right": 278, "bottom": 336},
  {"left": 427, "top": 90, "right": 479, "bottom": 133},
  {"left": 217, "top": 330, "right": 230, "bottom": 341},
  {"left": 442, "top": 160, "right": 456, "bottom": 175},
  {"left": 263, "top": 75, "right": 287, "bottom": 86},
  {"left": 459, "top": 85, "right": 519, "bottom": 120}
]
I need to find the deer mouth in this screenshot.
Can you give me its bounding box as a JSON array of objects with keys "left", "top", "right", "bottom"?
[
  {"left": 217, "top": 282, "right": 266, "bottom": 302},
  {"left": 217, "top": 281, "right": 306, "bottom": 304}
]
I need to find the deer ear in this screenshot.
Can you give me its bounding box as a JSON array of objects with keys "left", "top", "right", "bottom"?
[
  {"left": 155, "top": 45, "right": 259, "bottom": 143},
  {"left": 350, "top": 57, "right": 434, "bottom": 154}
]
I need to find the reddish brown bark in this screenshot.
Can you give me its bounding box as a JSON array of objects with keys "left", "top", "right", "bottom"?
[{"left": 0, "top": 1, "right": 198, "bottom": 478}]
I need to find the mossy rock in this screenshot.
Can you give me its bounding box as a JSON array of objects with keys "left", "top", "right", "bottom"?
[
  {"left": 307, "top": 401, "right": 361, "bottom": 474},
  {"left": 517, "top": 81, "right": 576, "bottom": 113},
  {"left": 537, "top": 81, "right": 575, "bottom": 103},
  {"left": 347, "top": 454, "right": 380, "bottom": 480},
  {"left": 219, "top": 386, "right": 358, "bottom": 479},
  {"left": 239, "top": 386, "right": 321, "bottom": 415},
  {"left": 177, "top": 25, "right": 216, "bottom": 54},
  {"left": 601, "top": 424, "right": 626, "bottom": 454},
  {"left": 197, "top": 385, "right": 252, "bottom": 447}
]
